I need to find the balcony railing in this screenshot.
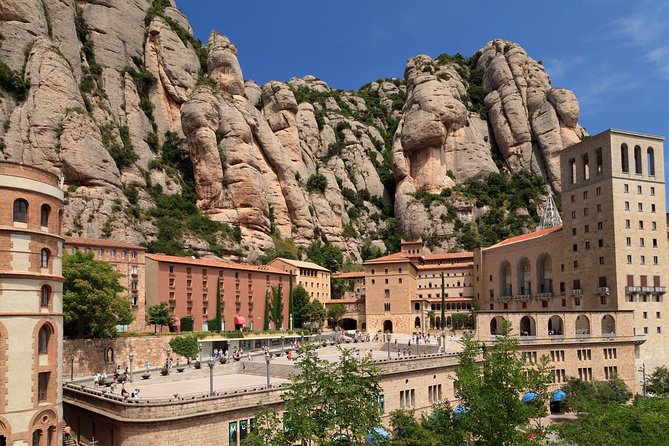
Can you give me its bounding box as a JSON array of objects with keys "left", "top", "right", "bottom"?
[
  {"left": 625, "top": 286, "right": 642, "bottom": 294},
  {"left": 594, "top": 287, "right": 610, "bottom": 295},
  {"left": 655, "top": 286, "right": 667, "bottom": 294},
  {"left": 641, "top": 286, "right": 654, "bottom": 294},
  {"left": 513, "top": 294, "right": 531, "bottom": 300},
  {"left": 569, "top": 289, "right": 582, "bottom": 297},
  {"left": 499, "top": 295, "right": 512, "bottom": 301},
  {"left": 534, "top": 292, "right": 552, "bottom": 299}
]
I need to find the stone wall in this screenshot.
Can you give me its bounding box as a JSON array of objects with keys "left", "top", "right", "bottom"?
[{"left": 63, "top": 335, "right": 179, "bottom": 380}]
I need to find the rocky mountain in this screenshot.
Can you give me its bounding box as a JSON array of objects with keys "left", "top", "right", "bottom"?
[{"left": 0, "top": 0, "right": 586, "bottom": 264}]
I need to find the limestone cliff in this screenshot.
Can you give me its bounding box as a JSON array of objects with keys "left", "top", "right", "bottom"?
[{"left": 0, "top": 1, "right": 587, "bottom": 261}]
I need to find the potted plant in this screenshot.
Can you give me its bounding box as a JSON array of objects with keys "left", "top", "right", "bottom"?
[
  {"left": 117, "top": 374, "right": 128, "bottom": 383},
  {"left": 103, "top": 379, "right": 114, "bottom": 387},
  {"left": 160, "top": 366, "right": 169, "bottom": 376},
  {"left": 219, "top": 357, "right": 227, "bottom": 364},
  {"left": 194, "top": 360, "right": 201, "bottom": 369},
  {"left": 141, "top": 372, "right": 151, "bottom": 380},
  {"left": 176, "top": 365, "right": 185, "bottom": 373}
]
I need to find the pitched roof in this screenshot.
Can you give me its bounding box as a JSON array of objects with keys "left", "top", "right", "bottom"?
[
  {"left": 64, "top": 236, "right": 146, "bottom": 250},
  {"left": 333, "top": 271, "right": 365, "bottom": 279},
  {"left": 363, "top": 252, "right": 411, "bottom": 265},
  {"left": 270, "top": 258, "right": 330, "bottom": 272},
  {"left": 493, "top": 225, "right": 563, "bottom": 247},
  {"left": 145, "top": 253, "right": 288, "bottom": 274}
]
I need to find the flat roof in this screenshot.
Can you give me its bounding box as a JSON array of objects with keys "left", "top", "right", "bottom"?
[{"left": 146, "top": 253, "right": 289, "bottom": 275}]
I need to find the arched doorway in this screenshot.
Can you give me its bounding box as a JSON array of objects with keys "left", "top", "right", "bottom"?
[
  {"left": 576, "top": 315, "right": 590, "bottom": 335},
  {"left": 490, "top": 316, "right": 505, "bottom": 335},
  {"left": 383, "top": 320, "right": 393, "bottom": 333},
  {"left": 548, "top": 315, "right": 564, "bottom": 336},
  {"left": 414, "top": 317, "right": 421, "bottom": 329},
  {"left": 536, "top": 253, "right": 553, "bottom": 294},
  {"left": 340, "top": 318, "right": 357, "bottom": 330},
  {"left": 601, "top": 314, "right": 616, "bottom": 335},
  {"left": 519, "top": 316, "right": 536, "bottom": 336},
  {"left": 517, "top": 257, "right": 531, "bottom": 295},
  {"left": 499, "top": 261, "right": 512, "bottom": 296}
]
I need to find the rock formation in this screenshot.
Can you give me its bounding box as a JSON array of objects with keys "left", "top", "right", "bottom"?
[{"left": 0, "top": 1, "right": 587, "bottom": 260}]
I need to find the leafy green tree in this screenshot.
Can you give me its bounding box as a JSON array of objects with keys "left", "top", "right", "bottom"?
[
  {"left": 147, "top": 302, "right": 175, "bottom": 333},
  {"left": 291, "top": 285, "right": 311, "bottom": 328},
  {"left": 304, "top": 300, "right": 326, "bottom": 329},
  {"left": 562, "top": 377, "right": 632, "bottom": 412},
  {"left": 169, "top": 335, "right": 198, "bottom": 359},
  {"left": 454, "top": 320, "right": 551, "bottom": 445},
  {"left": 207, "top": 280, "right": 222, "bottom": 332},
  {"left": 263, "top": 287, "right": 271, "bottom": 330},
  {"left": 306, "top": 173, "right": 328, "bottom": 193},
  {"left": 245, "top": 346, "right": 382, "bottom": 446},
  {"left": 63, "top": 251, "right": 133, "bottom": 338},
  {"left": 388, "top": 410, "right": 438, "bottom": 446},
  {"left": 180, "top": 315, "right": 194, "bottom": 332},
  {"left": 326, "top": 303, "right": 347, "bottom": 328},
  {"left": 306, "top": 241, "right": 343, "bottom": 272},
  {"left": 270, "top": 284, "right": 284, "bottom": 329},
  {"left": 556, "top": 396, "right": 669, "bottom": 446},
  {"left": 648, "top": 366, "right": 669, "bottom": 396}
]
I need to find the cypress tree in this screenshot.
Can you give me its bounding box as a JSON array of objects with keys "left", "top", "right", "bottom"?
[{"left": 263, "top": 287, "right": 271, "bottom": 330}]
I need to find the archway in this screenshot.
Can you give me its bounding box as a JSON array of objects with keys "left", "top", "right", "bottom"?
[
  {"left": 414, "top": 317, "right": 421, "bottom": 329},
  {"left": 340, "top": 318, "right": 357, "bottom": 330},
  {"left": 29, "top": 409, "right": 57, "bottom": 446},
  {"left": 520, "top": 316, "right": 536, "bottom": 336},
  {"left": 601, "top": 314, "right": 616, "bottom": 335},
  {"left": 548, "top": 315, "right": 564, "bottom": 336},
  {"left": 446, "top": 316, "right": 452, "bottom": 328},
  {"left": 576, "top": 315, "right": 590, "bottom": 335},
  {"left": 383, "top": 320, "right": 393, "bottom": 333},
  {"left": 490, "top": 316, "right": 505, "bottom": 335},
  {"left": 499, "top": 261, "right": 512, "bottom": 296},
  {"left": 517, "top": 257, "right": 531, "bottom": 295},
  {"left": 536, "top": 253, "right": 553, "bottom": 294}
]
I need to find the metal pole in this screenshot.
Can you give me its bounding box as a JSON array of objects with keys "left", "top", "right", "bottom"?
[
  {"left": 417, "top": 334, "right": 420, "bottom": 357},
  {"left": 265, "top": 355, "right": 271, "bottom": 388},
  {"left": 209, "top": 361, "right": 214, "bottom": 396},
  {"left": 281, "top": 336, "right": 284, "bottom": 356},
  {"left": 129, "top": 352, "right": 134, "bottom": 383},
  {"left": 70, "top": 355, "right": 74, "bottom": 381},
  {"left": 441, "top": 331, "right": 445, "bottom": 354},
  {"left": 387, "top": 335, "right": 391, "bottom": 360}
]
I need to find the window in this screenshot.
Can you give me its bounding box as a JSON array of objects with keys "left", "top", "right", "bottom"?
[
  {"left": 596, "top": 204, "right": 602, "bottom": 213},
  {"left": 626, "top": 237, "right": 631, "bottom": 246},
  {"left": 583, "top": 208, "right": 589, "bottom": 216},
  {"left": 648, "top": 147, "right": 655, "bottom": 176},
  {"left": 168, "top": 265, "right": 174, "bottom": 273},
  {"left": 572, "top": 244, "right": 578, "bottom": 252},
  {"left": 651, "top": 204, "right": 656, "bottom": 213},
  {"left": 552, "top": 369, "right": 567, "bottom": 383},
  {"left": 638, "top": 203, "right": 643, "bottom": 212},
  {"left": 639, "top": 220, "right": 644, "bottom": 229},
  {"left": 131, "top": 251, "right": 137, "bottom": 259},
  {"left": 638, "top": 185, "right": 643, "bottom": 194},
  {"left": 40, "top": 285, "right": 50, "bottom": 307},
  {"left": 584, "top": 225, "right": 589, "bottom": 233},
  {"left": 599, "top": 256, "right": 604, "bottom": 265},
  {"left": 640, "top": 238, "right": 645, "bottom": 247},
  {"left": 585, "top": 241, "right": 591, "bottom": 250},
  {"left": 598, "top": 239, "right": 604, "bottom": 247},
  {"left": 38, "top": 372, "right": 49, "bottom": 402},
  {"left": 640, "top": 256, "right": 646, "bottom": 265},
  {"left": 621, "top": 145, "right": 629, "bottom": 172},
  {"left": 571, "top": 211, "right": 576, "bottom": 219},
  {"left": 627, "top": 255, "right": 632, "bottom": 264},
  {"left": 40, "top": 204, "right": 50, "bottom": 227},
  {"left": 598, "top": 222, "right": 603, "bottom": 230},
  {"left": 120, "top": 251, "right": 126, "bottom": 259},
  {"left": 625, "top": 219, "right": 630, "bottom": 229},
  {"left": 604, "top": 366, "right": 618, "bottom": 380},
  {"left": 651, "top": 186, "right": 655, "bottom": 196},
  {"left": 38, "top": 325, "right": 50, "bottom": 354},
  {"left": 596, "top": 186, "right": 602, "bottom": 195},
  {"left": 13, "top": 199, "right": 28, "bottom": 223},
  {"left": 572, "top": 228, "right": 577, "bottom": 236},
  {"left": 583, "top": 191, "right": 588, "bottom": 199},
  {"left": 654, "top": 256, "right": 659, "bottom": 265},
  {"left": 384, "top": 289, "right": 390, "bottom": 298},
  {"left": 652, "top": 221, "right": 657, "bottom": 230},
  {"left": 578, "top": 367, "right": 593, "bottom": 381},
  {"left": 624, "top": 201, "right": 630, "bottom": 211},
  {"left": 634, "top": 145, "right": 642, "bottom": 174},
  {"left": 624, "top": 183, "right": 629, "bottom": 193},
  {"left": 40, "top": 249, "right": 50, "bottom": 268},
  {"left": 570, "top": 194, "right": 575, "bottom": 203},
  {"left": 384, "top": 303, "right": 391, "bottom": 312}
]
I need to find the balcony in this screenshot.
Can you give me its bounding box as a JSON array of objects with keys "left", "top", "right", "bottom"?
[
  {"left": 568, "top": 289, "right": 582, "bottom": 297},
  {"left": 513, "top": 294, "right": 531, "bottom": 301},
  {"left": 594, "top": 287, "right": 610, "bottom": 295},
  {"left": 625, "top": 286, "right": 642, "bottom": 294},
  {"left": 534, "top": 292, "right": 552, "bottom": 299},
  {"left": 641, "top": 287, "right": 654, "bottom": 295},
  {"left": 655, "top": 286, "right": 667, "bottom": 294},
  {"left": 168, "top": 295, "right": 176, "bottom": 302}
]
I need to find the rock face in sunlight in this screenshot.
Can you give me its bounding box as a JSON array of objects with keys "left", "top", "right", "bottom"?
[{"left": 0, "top": 0, "right": 586, "bottom": 259}]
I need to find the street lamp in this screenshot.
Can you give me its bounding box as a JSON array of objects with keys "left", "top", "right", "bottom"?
[
  {"left": 441, "top": 331, "right": 446, "bottom": 354},
  {"left": 208, "top": 357, "right": 215, "bottom": 396},
  {"left": 416, "top": 334, "right": 420, "bottom": 357},
  {"left": 70, "top": 355, "right": 74, "bottom": 381},
  {"left": 129, "top": 351, "right": 135, "bottom": 383},
  {"left": 281, "top": 336, "right": 284, "bottom": 356},
  {"left": 265, "top": 351, "right": 271, "bottom": 388},
  {"left": 198, "top": 342, "right": 203, "bottom": 362},
  {"left": 387, "top": 333, "right": 392, "bottom": 360}
]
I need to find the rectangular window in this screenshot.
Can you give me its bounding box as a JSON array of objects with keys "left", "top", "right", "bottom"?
[
  {"left": 571, "top": 211, "right": 576, "bottom": 219},
  {"left": 598, "top": 222, "right": 604, "bottom": 230},
  {"left": 651, "top": 187, "right": 655, "bottom": 196},
  {"left": 599, "top": 256, "right": 604, "bottom": 265},
  {"left": 583, "top": 191, "right": 588, "bottom": 199},
  {"left": 384, "top": 303, "right": 391, "bottom": 312},
  {"left": 638, "top": 203, "right": 643, "bottom": 212},
  {"left": 596, "top": 186, "right": 602, "bottom": 195},
  {"left": 624, "top": 184, "right": 629, "bottom": 193},
  {"left": 384, "top": 289, "right": 390, "bottom": 298},
  {"left": 585, "top": 241, "right": 591, "bottom": 250},
  {"left": 229, "top": 422, "right": 238, "bottom": 446},
  {"left": 627, "top": 255, "right": 632, "bottom": 264},
  {"left": 652, "top": 221, "right": 657, "bottom": 230},
  {"left": 598, "top": 239, "right": 604, "bottom": 247},
  {"left": 596, "top": 204, "right": 602, "bottom": 213},
  {"left": 639, "top": 220, "right": 644, "bottom": 229},
  {"left": 584, "top": 225, "right": 590, "bottom": 233},
  {"left": 570, "top": 194, "right": 575, "bottom": 203},
  {"left": 38, "top": 372, "right": 49, "bottom": 402},
  {"left": 640, "top": 256, "right": 646, "bottom": 265},
  {"left": 651, "top": 204, "right": 656, "bottom": 213},
  {"left": 638, "top": 185, "right": 643, "bottom": 194},
  {"left": 624, "top": 201, "right": 630, "bottom": 211},
  {"left": 583, "top": 208, "right": 589, "bottom": 216},
  {"left": 640, "top": 238, "right": 645, "bottom": 247},
  {"left": 626, "top": 237, "right": 631, "bottom": 246}
]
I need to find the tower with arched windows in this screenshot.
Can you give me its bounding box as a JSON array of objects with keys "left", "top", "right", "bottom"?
[{"left": 0, "top": 162, "right": 64, "bottom": 445}]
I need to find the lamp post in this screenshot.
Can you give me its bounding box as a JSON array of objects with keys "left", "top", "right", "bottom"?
[
  {"left": 265, "top": 351, "right": 271, "bottom": 388},
  {"left": 416, "top": 334, "right": 420, "bottom": 357},
  {"left": 129, "top": 351, "right": 135, "bottom": 383},
  {"left": 208, "top": 358, "right": 215, "bottom": 396},
  {"left": 281, "top": 336, "right": 284, "bottom": 356},
  {"left": 441, "top": 331, "right": 446, "bottom": 354},
  {"left": 165, "top": 346, "right": 172, "bottom": 374},
  {"left": 70, "top": 355, "right": 74, "bottom": 381},
  {"left": 387, "top": 333, "right": 392, "bottom": 360}
]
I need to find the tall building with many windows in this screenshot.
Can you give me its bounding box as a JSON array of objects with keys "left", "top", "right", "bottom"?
[{"left": 0, "top": 162, "right": 64, "bottom": 445}]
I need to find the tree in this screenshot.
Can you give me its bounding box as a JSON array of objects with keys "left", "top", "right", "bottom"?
[
  {"left": 63, "top": 251, "right": 133, "bottom": 338},
  {"left": 562, "top": 377, "right": 632, "bottom": 413},
  {"left": 326, "top": 303, "right": 346, "bottom": 328},
  {"left": 648, "top": 366, "right": 669, "bottom": 396},
  {"left": 207, "top": 279, "right": 223, "bottom": 332},
  {"left": 169, "top": 335, "right": 198, "bottom": 359},
  {"left": 306, "top": 173, "right": 328, "bottom": 193},
  {"left": 180, "top": 315, "right": 194, "bottom": 332},
  {"left": 556, "top": 396, "right": 669, "bottom": 446},
  {"left": 426, "top": 310, "right": 436, "bottom": 329},
  {"left": 306, "top": 241, "right": 343, "bottom": 272},
  {"left": 270, "top": 284, "right": 284, "bottom": 329},
  {"left": 453, "top": 320, "right": 551, "bottom": 445},
  {"left": 263, "top": 287, "right": 271, "bottom": 330},
  {"left": 304, "top": 300, "right": 326, "bottom": 329},
  {"left": 291, "top": 285, "right": 311, "bottom": 328},
  {"left": 245, "top": 346, "right": 382, "bottom": 446},
  {"left": 147, "top": 302, "right": 175, "bottom": 332}
]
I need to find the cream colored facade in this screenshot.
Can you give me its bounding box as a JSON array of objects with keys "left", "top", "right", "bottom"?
[
  {"left": 0, "top": 162, "right": 64, "bottom": 445},
  {"left": 474, "top": 129, "right": 669, "bottom": 388},
  {"left": 269, "top": 258, "right": 331, "bottom": 302},
  {"left": 64, "top": 238, "right": 147, "bottom": 332}
]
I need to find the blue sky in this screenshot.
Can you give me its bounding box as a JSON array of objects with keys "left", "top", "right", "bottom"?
[{"left": 178, "top": 0, "right": 669, "bottom": 181}]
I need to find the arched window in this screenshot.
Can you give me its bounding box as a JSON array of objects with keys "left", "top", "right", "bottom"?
[
  {"left": 519, "top": 316, "right": 536, "bottom": 336},
  {"left": 40, "top": 249, "right": 50, "bottom": 268},
  {"left": 576, "top": 315, "right": 590, "bottom": 335},
  {"left": 596, "top": 148, "right": 603, "bottom": 175},
  {"left": 13, "top": 199, "right": 28, "bottom": 223},
  {"left": 582, "top": 153, "right": 590, "bottom": 180},
  {"left": 601, "top": 314, "right": 616, "bottom": 335},
  {"left": 40, "top": 285, "right": 51, "bottom": 307},
  {"left": 38, "top": 325, "right": 50, "bottom": 355},
  {"left": 499, "top": 261, "right": 512, "bottom": 297},
  {"left": 569, "top": 158, "right": 576, "bottom": 184},
  {"left": 517, "top": 257, "right": 531, "bottom": 295},
  {"left": 40, "top": 204, "right": 50, "bottom": 227},
  {"left": 647, "top": 147, "right": 655, "bottom": 176},
  {"left": 621, "top": 144, "right": 629, "bottom": 173},
  {"left": 634, "top": 145, "right": 642, "bottom": 174}
]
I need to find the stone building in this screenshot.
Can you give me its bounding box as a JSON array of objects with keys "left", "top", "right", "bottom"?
[
  {"left": 474, "top": 129, "right": 668, "bottom": 387},
  {"left": 0, "top": 162, "right": 64, "bottom": 445},
  {"left": 145, "top": 254, "right": 289, "bottom": 331},
  {"left": 269, "top": 258, "right": 331, "bottom": 302},
  {"left": 64, "top": 238, "right": 147, "bottom": 332}
]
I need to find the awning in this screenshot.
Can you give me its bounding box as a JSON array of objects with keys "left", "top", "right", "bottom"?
[
  {"left": 551, "top": 389, "right": 567, "bottom": 401},
  {"left": 453, "top": 404, "right": 469, "bottom": 414},
  {"left": 234, "top": 316, "right": 247, "bottom": 326},
  {"left": 522, "top": 392, "right": 537, "bottom": 403}
]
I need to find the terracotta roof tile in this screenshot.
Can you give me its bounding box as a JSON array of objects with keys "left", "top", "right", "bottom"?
[
  {"left": 423, "top": 251, "right": 473, "bottom": 261},
  {"left": 64, "top": 236, "right": 146, "bottom": 250},
  {"left": 363, "top": 252, "right": 411, "bottom": 264},
  {"left": 416, "top": 262, "right": 474, "bottom": 270},
  {"left": 145, "top": 253, "right": 288, "bottom": 274},
  {"left": 493, "top": 225, "right": 562, "bottom": 247}
]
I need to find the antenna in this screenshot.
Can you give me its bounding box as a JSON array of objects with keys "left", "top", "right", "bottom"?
[{"left": 539, "top": 192, "right": 562, "bottom": 230}]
